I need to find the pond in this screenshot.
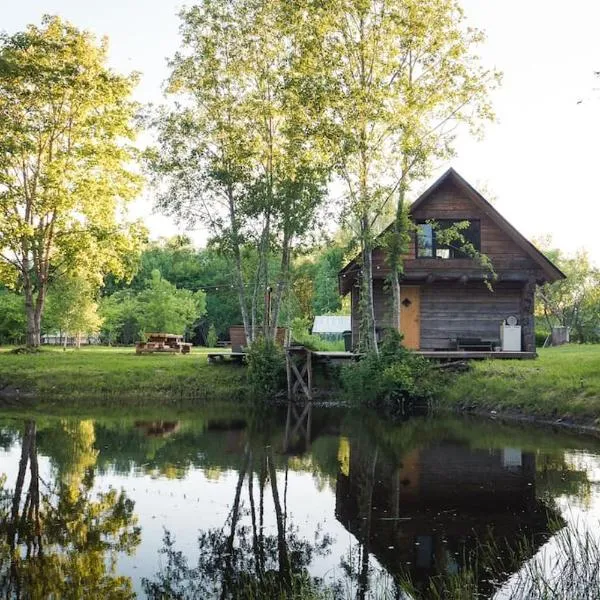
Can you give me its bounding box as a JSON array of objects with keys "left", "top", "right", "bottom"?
[{"left": 0, "top": 405, "right": 599, "bottom": 599}]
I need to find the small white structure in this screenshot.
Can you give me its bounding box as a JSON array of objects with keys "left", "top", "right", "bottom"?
[
  {"left": 500, "top": 318, "right": 522, "bottom": 352},
  {"left": 312, "top": 316, "right": 351, "bottom": 340}
]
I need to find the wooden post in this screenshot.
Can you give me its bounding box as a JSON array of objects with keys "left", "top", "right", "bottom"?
[
  {"left": 520, "top": 277, "right": 536, "bottom": 353},
  {"left": 306, "top": 349, "right": 313, "bottom": 402},
  {"left": 286, "top": 350, "right": 293, "bottom": 401},
  {"left": 305, "top": 402, "right": 312, "bottom": 450}
]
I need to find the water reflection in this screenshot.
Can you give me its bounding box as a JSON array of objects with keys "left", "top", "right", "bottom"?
[
  {"left": 143, "top": 442, "right": 333, "bottom": 599},
  {"left": 335, "top": 423, "right": 559, "bottom": 598},
  {"left": 0, "top": 419, "right": 140, "bottom": 599},
  {"left": 0, "top": 407, "right": 597, "bottom": 599}
]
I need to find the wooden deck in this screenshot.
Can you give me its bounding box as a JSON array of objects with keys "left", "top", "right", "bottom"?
[
  {"left": 295, "top": 349, "right": 536, "bottom": 362},
  {"left": 417, "top": 350, "right": 537, "bottom": 360}
]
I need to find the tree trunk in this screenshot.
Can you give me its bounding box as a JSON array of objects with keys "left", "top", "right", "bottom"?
[
  {"left": 227, "top": 188, "right": 252, "bottom": 345},
  {"left": 24, "top": 288, "right": 41, "bottom": 348},
  {"left": 267, "top": 447, "right": 291, "bottom": 591},
  {"left": 221, "top": 446, "right": 250, "bottom": 600},
  {"left": 520, "top": 277, "right": 536, "bottom": 353},
  {"left": 270, "top": 230, "right": 291, "bottom": 341},
  {"left": 261, "top": 213, "right": 271, "bottom": 339},
  {"left": 359, "top": 218, "right": 378, "bottom": 354},
  {"left": 390, "top": 187, "right": 409, "bottom": 332},
  {"left": 357, "top": 447, "right": 378, "bottom": 600}
]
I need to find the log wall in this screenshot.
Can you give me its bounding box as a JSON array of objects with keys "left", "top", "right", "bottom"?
[
  {"left": 419, "top": 282, "right": 522, "bottom": 350},
  {"left": 352, "top": 280, "right": 531, "bottom": 351}
]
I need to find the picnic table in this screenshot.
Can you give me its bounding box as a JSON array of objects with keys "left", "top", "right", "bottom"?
[{"left": 135, "top": 333, "right": 192, "bottom": 355}]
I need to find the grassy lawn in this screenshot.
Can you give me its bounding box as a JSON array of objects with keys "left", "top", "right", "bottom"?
[
  {"left": 440, "top": 344, "right": 600, "bottom": 424},
  {"left": 0, "top": 345, "right": 246, "bottom": 406}
]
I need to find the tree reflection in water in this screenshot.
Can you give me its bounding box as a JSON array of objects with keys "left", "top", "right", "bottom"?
[
  {"left": 0, "top": 420, "right": 141, "bottom": 600},
  {"left": 143, "top": 439, "right": 334, "bottom": 600}
]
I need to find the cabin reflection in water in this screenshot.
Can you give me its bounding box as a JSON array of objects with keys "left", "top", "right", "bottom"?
[{"left": 335, "top": 440, "right": 558, "bottom": 596}]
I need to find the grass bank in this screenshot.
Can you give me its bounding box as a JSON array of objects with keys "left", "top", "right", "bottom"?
[
  {"left": 439, "top": 345, "right": 600, "bottom": 426},
  {"left": 0, "top": 346, "right": 247, "bottom": 406}
]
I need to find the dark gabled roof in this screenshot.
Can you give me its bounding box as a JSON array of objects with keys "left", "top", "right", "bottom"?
[{"left": 338, "top": 168, "right": 566, "bottom": 288}]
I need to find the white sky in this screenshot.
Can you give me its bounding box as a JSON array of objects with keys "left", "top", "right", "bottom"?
[{"left": 4, "top": 0, "right": 600, "bottom": 264}]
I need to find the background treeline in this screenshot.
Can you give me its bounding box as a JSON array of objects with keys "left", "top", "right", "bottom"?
[{"left": 0, "top": 235, "right": 347, "bottom": 346}]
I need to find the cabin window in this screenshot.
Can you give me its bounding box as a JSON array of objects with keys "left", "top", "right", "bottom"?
[
  {"left": 416, "top": 223, "right": 434, "bottom": 257},
  {"left": 416, "top": 220, "right": 480, "bottom": 259}
]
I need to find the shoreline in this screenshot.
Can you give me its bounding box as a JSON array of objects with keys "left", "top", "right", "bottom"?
[{"left": 438, "top": 404, "right": 600, "bottom": 439}]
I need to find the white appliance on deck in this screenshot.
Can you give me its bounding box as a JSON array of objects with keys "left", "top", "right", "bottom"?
[{"left": 500, "top": 316, "right": 521, "bottom": 352}]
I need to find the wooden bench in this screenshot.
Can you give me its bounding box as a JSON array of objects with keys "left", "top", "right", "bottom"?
[{"left": 451, "top": 337, "right": 499, "bottom": 351}]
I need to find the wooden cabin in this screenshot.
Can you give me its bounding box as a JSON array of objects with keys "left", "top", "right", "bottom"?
[{"left": 338, "top": 168, "right": 566, "bottom": 353}]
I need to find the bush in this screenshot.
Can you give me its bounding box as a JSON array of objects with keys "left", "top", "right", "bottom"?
[
  {"left": 535, "top": 326, "right": 550, "bottom": 348},
  {"left": 246, "top": 337, "right": 286, "bottom": 398},
  {"left": 206, "top": 323, "right": 218, "bottom": 348},
  {"left": 341, "top": 330, "right": 442, "bottom": 411}
]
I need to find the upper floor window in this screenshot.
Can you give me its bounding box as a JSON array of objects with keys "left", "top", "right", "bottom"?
[{"left": 416, "top": 220, "right": 480, "bottom": 259}]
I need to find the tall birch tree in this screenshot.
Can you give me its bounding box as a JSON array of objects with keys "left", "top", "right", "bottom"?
[
  {"left": 150, "top": 0, "right": 329, "bottom": 344},
  {"left": 318, "top": 0, "right": 499, "bottom": 352}
]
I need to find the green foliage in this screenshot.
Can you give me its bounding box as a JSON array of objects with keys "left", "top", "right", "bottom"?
[
  {"left": 245, "top": 337, "right": 286, "bottom": 398},
  {"left": 99, "top": 291, "right": 142, "bottom": 345},
  {"left": 137, "top": 270, "right": 206, "bottom": 336},
  {"left": 206, "top": 324, "right": 218, "bottom": 348},
  {"left": 44, "top": 275, "right": 102, "bottom": 343},
  {"left": 312, "top": 246, "right": 346, "bottom": 316},
  {"left": 535, "top": 327, "right": 549, "bottom": 348},
  {"left": 0, "top": 16, "right": 144, "bottom": 345},
  {"left": 149, "top": 0, "right": 332, "bottom": 342},
  {"left": 441, "top": 345, "right": 600, "bottom": 422},
  {"left": 99, "top": 270, "right": 206, "bottom": 343},
  {"left": 536, "top": 246, "right": 600, "bottom": 343},
  {"left": 0, "top": 289, "right": 25, "bottom": 344},
  {"left": 0, "top": 346, "right": 246, "bottom": 403},
  {"left": 341, "top": 330, "right": 441, "bottom": 410}
]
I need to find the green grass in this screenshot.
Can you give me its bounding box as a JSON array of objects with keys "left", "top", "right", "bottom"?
[
  {"left": 0, "top": 345, "right": 246, "bottom": 406},
  {"left": 440, "top": 344, "right": 600, "bottom": 424}
]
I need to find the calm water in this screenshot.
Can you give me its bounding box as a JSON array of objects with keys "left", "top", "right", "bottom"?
[{"left": 0, "top": 405, "right": 599, "bottom": 599}]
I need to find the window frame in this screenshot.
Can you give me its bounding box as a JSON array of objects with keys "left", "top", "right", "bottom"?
[{"left": 415, "top": 219, "right": 481, "bottom": 259}]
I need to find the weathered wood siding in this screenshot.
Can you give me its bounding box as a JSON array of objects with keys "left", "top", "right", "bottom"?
[
  {"left": 353, "top": 280, "right": 529, "bottom": 350},
  {"left": 419, "top": 282, "right": 522, "bottom": 350},
  {"left": 411, "top": 180, "right": 539, "bottom": 272},
  {"left": 351, "top": 285, "right": 359, "bottom": 347}
]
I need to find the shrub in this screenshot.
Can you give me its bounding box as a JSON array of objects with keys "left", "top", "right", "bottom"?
[
  {"left": 245, "top": 337, "right": 286, "bottom": 398},
  {"left": 206, "top": 323, "right": 218, "bottom": 348},
  {"left": 341, "top": 329, "right": 442, "bottom": 411},
  {"left": 535, "top": 326, "right": 550, "bottom": 348}
]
